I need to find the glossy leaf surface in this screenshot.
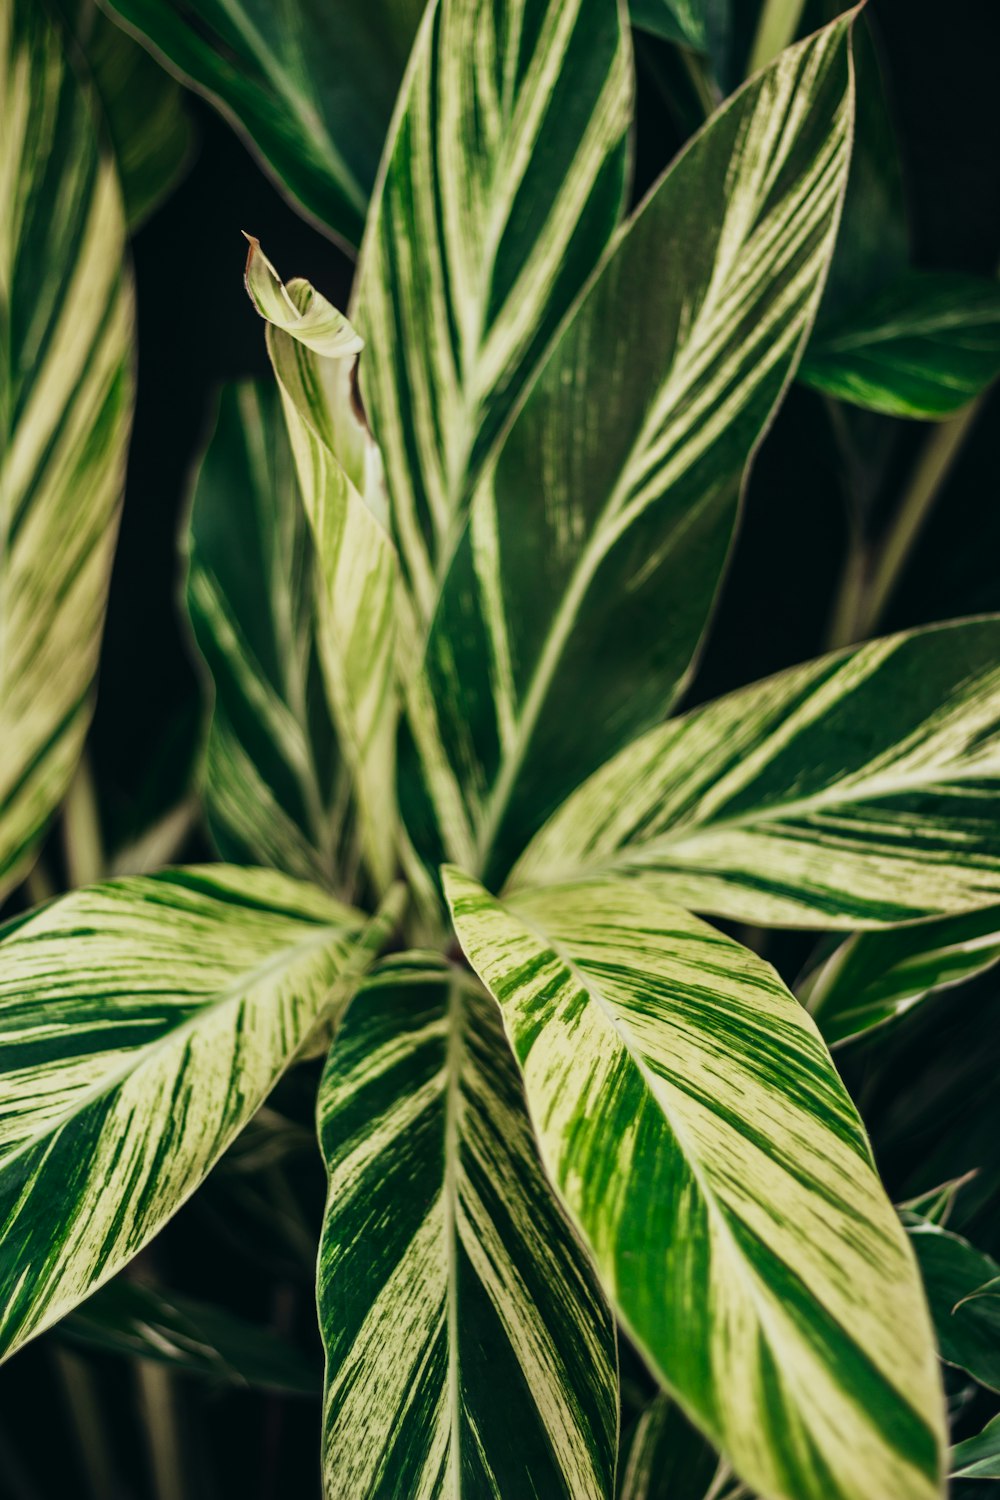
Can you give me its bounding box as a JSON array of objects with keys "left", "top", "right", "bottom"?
[
  {"left": 316, "top": 954, "right": 617, "bottom": 1498},
  {"left": 0, "top": 866, "right": 384, "bottom": 1362},
  {"left": 102, "top": 0, "right": 425, "bottom": 246},
  {"left": 514, "top": 619, "right": 1000, "bottom": 928},
  {"left": 0, "top": 0, "right": 133, "bottom": 900},
  {"left": 446, "top": 868, "right": 945, "bottom": 1500},
  {"left": 801, "top": 909, "right": 1000, "bottom": 1045},
  {"left": 409, "top": 17, "right": 855, "bottom": 883},
  {"left": 909, "top": 1222, "right": 1000, "bottom": 1394}
]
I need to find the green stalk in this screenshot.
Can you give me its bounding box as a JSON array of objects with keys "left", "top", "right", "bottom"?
[
  {"left": 52, "top": 1347, "right": 117, "bottom": 1500},
  {"left": 62, "top": 755, "right": 104, "bottom": 888},
  {"left": 747, "top": 0, "right": 807, "bottom": 74},
  {"left": 135, "top": 1357, "right": 185, "bottom": 1500}
]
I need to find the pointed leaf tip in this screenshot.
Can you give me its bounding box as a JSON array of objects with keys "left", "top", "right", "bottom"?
[{"left": 243, "top": 237, "right": 363, "bottom": 360}]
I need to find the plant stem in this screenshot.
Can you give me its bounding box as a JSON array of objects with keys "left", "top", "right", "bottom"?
[
  {"left": 52, "top": 1346, "right": 117, "bottom": 1500},
  {"left": 860, "top": 400, "right": 983, "bottom": 635},
  {"left": 135, "top": 1357, "right": 185, "bottom": 1500},
  {"left": 24, "top": 859, "right": 55, "bottom": 906},
  {"left": 747, "top": 0, "right": 807, "bottom": 74},
  {"left": 62, "top": 755, "right": 104, "bottom": 888}
]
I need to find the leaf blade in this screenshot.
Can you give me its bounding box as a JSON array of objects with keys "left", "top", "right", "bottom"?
[
  {"left": 317, "top": 954, "right": 618, "bottom": 1498},
  {"left": 445, "top": 867, "right": 946, "bottom": 1500}
]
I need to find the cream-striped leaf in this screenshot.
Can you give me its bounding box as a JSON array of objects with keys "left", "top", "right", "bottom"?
[
  {"left": 444, "top": 868, "right": 946, "bottom": 1500},
  {"left": 0, "top": 0, "right": 133, "bottom": 900},
  {"left": 513, "top": 617, "right": 1000, "bottom": 928},
  {"left": 0, "top": 865, "right": 389, "bottom": 1363},
  {"left": 317, "top": 953, "right": 617, "bottom": 1498},
  {"left": 406, "top": 17, "right": 855, "bottom": 883},
  {"left": 352, "top": 0, "right": 632, "bottom": 624},
  {"left": 246, "top": 243, "right": 399, "bottom": 897},
  {"left": 800, "top": 908, "right": 1000, "bottom": 1046},
  {"left": 103, "top": 0, "right": 425, "bottom": 247},
  {"left": 186, "top": 382, "right": 352, "bottom": 893}
]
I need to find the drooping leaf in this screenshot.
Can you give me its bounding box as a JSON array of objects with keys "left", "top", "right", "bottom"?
[
  {"left": 54, "top": 0, "right": 193, "bottom": 229},
  {"left": 316, "top": 953, "right": 617, "bottom": 1498},
  {"left": 0, "top": 0, "right": 133, "bottom": 901},
  {"left": 246, "top": 244, "right": 399, "bottom": 897},
  {"left": 0, "top": 866, "right": 394, "bottom": 1362},
  {"left": 800, "top": 910, "right": 1000, "bottom": 1045},
  {"left": 513, "top": 618, "right": 1000, "bottom": 928},
  {"left": 801, "top": 272, "right": 1000, "bottom": 419},
  {"left": 617, "top": 1394, "right": 720, "bottom": 1500},
  {"left": 101, "top": 0, "right": 425, "bottom": 247},
  {"left": 406, "top": 16, "right": 856, "bottom": 884},
  {"left": 951, "top": 1414, "right": 1000, "bottom": 1480},
  {"left": 352, "top": 0, "right": 632, "bottom": 625},
  {"left": 61, "top": 1278, "right": 319, "bottom": 1395},
  {"left": 186, "top": 383, "right": 351, "bottom": 892},
  {"left": 908, "top": 1221, "right": 1000, "bottom": 1394},
  {"left": 445, "top": 869, "right": 945, "bottom": 1500}
]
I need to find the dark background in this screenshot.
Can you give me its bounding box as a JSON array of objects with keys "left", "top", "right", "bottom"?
[{"left": 4, "top": 1, "right": 1000, "bottom": 1495}]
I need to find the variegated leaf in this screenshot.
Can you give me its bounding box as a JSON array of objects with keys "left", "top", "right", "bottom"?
[
  {"left": 352, "top": 0, "right": 632, "bottom": 624},
  {"left": 0, "top": 0, "right": 133, "bottom": 900},
  {"left": 0, "top": 866, "right": 391, "bottom": 1362},
  {"left": 102, "top": 0, "right": 425, "bottom": 247},
  {"left": 908, "top": 1220, "right": 1000, "bottom": 1394},
  {"left": 513, "top": 617, "right": 1000, "bottom": 928},
  {"left": 951, "top": 1414, "right": 1000, "bottom": 1480},
  {"left": 246, "top": 242, "right": 399, "bottom": 897},
  {"left": 800, "top": 908, "right": 1000, "bottom": 1046},
  {"left": 185, "top": 382, "right": 352, "bottom": 893},
  {"left": 317, "top": 953, "right": 617, "bottom": 1498},
  {"left": 801, "top": 271, "right": 1000, "bottom": 420},
  {"left": 406, "top": 17, "right": 855, "bottom": 883},
  {"left": 445, "top": 868, "right": 946, "bottom": 1500},
  {"left": 54, "top": 0, "right": 193, "bottom": 230}
]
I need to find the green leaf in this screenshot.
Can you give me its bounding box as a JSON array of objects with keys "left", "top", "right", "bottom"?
[
  {"left": 353, "top": 0, "right": 632, "bottom": 627},
  {"left": 404, "top": 17, "right": 855, "bottom": 885},
  {"left": 101, "top": 0, "right": 424, "bottom": 247},
  {"left": 316, "top": 953, "right": 617, "bottom": 1498},
  {"left": 801, "top": 272, "right": 1000, "bottom": 419},
  {"left": 513, "top": 617, "right": 1000, "bottom": 929},
  {"left": 185, "top": 382, "right": 350, "bottom": 892},
  {"left": 246, "top": 244, "right": 400, "bottom": 897},
  {"left": 627, "top": 0, "right": 718, "bottom": 51},
  {"left": 951, "top": 1414, "right": 1000, "bottom": 1480},
  {"left": 61, "top": 1278, "right": 319, "bottom": 1395},
  {"left": 444, "top": 868, "right": 945, "bottom": 1500},
  {"left": 0, "top": 0, "right": 133, "bottom": 902},
  {"left": 908, "top": 1222, "right": 1000, "bottom": 1394},
  {"left": 0, "top": 865, "right": 391, "bottom": 1362},
  {"left": 800, "top": 910, "right": 1000, "bottom": 1046},
  {"left": 54, "top": 0, "right": 193, "bottom": 229},
  {"left": 618, "top": 1395, "right": 720, "bottom": 1500}
]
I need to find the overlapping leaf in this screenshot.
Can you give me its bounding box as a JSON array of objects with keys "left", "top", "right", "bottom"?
[
  {"left": 54, "top": 0, "right": 192, "bottom": 229},
  {"left": 406, "top": 17, "right": 856, "bottom": 883},
  {"left": 445, "top": 869, "right": 945, "bottom": 1500},
  {"left": 802, "top": 272, "right": 1000, "bottom": 419},
  {"left": 0, "top": 866, "right": 388, "bottom": 1362},
  {"left": 352, "top": 0, "right": 632, "bottom": 623},
  {"left": 908, "top": 1221, "right": 1000, "bottom": 1393},
  {"left": 0, "top": 0, "right": 133, "bottom": 900},
  {"left": 317, "top": 954, "right": 617, "bottom": 1498},
  {"left": 186, "top": 383, "right": 350, "bottom": 891},
  {"left": 246, "top": 244, "right": 399, "bottom": 897},
  {"left": 103, "top": 0, "right": 424, "bottom": 246},
  {"left": 801, "top": 908, "right": 1000, "bottom": 1045},
  {"left": 62, "top": 1278, "right": 319, "bottom": 1394},
  {"left": 513, "top": 618, "right": 1000, "bottom": 928},
  {"left": 951, "top": 1414, "right": 1000, "bottom": 1480}
]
